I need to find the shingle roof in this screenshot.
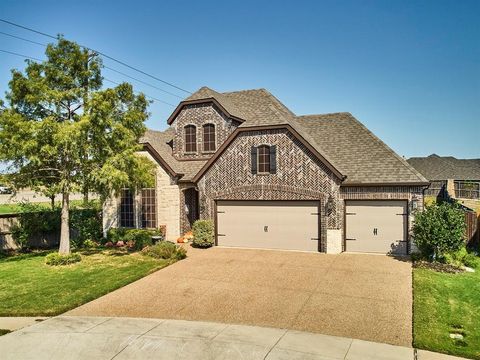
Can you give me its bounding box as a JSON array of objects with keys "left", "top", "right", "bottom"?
[
  {"left": 186, "top": 87, "right": 295, "bottom": 126},
  {"left": 139, "top": 128, "right": 206, "bottom": 181},
  {"left": 293, "top": 113, "right": 428, "bottom": 184},
  {"left": 142, "top": 87, "right": 428, "bottom": 185},
  {"left": 185, "top": 87, "right": 250, "bottom": 121},
  {"left": 407, "top": 155, "right": 480, "bottom": 180}
]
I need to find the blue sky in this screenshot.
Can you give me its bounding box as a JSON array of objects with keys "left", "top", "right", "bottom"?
[{"left": 0, "top": 0, "right": 478, "bottom": 159}]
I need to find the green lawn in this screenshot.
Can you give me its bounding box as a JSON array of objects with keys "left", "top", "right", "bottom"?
[
  {"left": 414, "top": 267, "right": 480, "bottom": 359},
  {"left": 0, "top": 249, "right": 172, "bottom": 316},
  {"left": 0, "top": 199, "right": 93, "bottom": 214}
]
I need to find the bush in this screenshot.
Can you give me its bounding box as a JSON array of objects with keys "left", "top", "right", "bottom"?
[
  {"left": 413, "top": 201, "right": 466, "bottom": 260},
  {"left": 106, "top": 228, "right": 163, "bottom": 250},
  {"left": 142, "top": 241, "right": 187, "bottom": 260},
  {"left": 83, "top": 239, "right": 99, "bottom": 248},
  {"left": 69, "top": 203, "right": 102, "bottom": 248},
  {"left": 10, "top": 201, "right": 102, "bottom": 250},
  {"left": 45, "top": 252, "right": 81, "bottom": 266},
  {"left": 11, "top": 202, "right": 60, "bottom": 250},
  {"left": 463, "top": 253, "right": 480, "bottom": 269},
  {"left": 192, "top": 220, "right": 214, "bottom": 248}
]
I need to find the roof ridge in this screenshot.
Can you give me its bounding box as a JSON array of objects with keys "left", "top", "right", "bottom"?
[
  {"left": 257, "top": 89, "right": 296, "bottom": 118},
  {"left": 297, "top": 112, "right": 352, "bottom": 119},
  {"left": 221, "top": 88, "right": 266, "bottom": 95}
]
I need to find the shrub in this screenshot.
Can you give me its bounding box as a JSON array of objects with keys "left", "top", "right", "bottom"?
[
  {"left": 9, "top": 201, "right": 102, "bottom": 250},
  {"left": 192, "top": 220, "right": 214, "bottom": 248},
  {"left": 69, "top": 203, "right": 102, "bottom": 248},
  {"left": 83, "top": 239, "right": 99, "bottom": 248},
  {"left": 413, "top": 201, "right": 466, "bottom": 260},
  {"left": 142, "top": 241, "right": 187, "bottom": 260},
  {"left": 106, "top": 228, "right": 162, "bottom": 250},
  {"left": 11, "top": 202, "right": 60, "bottom": 250},
  {"left": 463, "top": 253, "right": 480, "bottom": 269},
  {"left": 45, "top": 252, "right": 81, "bottom": 266}
]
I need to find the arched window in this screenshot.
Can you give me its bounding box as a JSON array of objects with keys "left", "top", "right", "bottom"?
[
  {"left": 184, "top": 125, "right": 197, "bottom": 153},
  {"left": 257, "top": 145, "right": 270, "bottom": 173},
  {"left": 203, "top": 124, "right": 216, "bottom": 152}
]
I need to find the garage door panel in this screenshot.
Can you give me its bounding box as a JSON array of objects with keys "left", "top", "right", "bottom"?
[
  {"left": 217, "top": 201, "right": 319, "bottom": 252},
  {"left": 346, "top": 200, "right": 407, "bottom": 255}
]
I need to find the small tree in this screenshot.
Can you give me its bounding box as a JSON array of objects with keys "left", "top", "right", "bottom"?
[
  {"left": 0, "top": 38, "right": 153, "bottom": 254},
  {"left": 413, "top": 201, "right": 466, "bottom": 260}
]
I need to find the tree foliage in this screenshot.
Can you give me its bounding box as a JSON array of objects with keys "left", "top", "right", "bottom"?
[
  {"left": 413, "top": 201, "right": 466, "bottom": 260},
  {"left": 0, "top": 38, "right": 154, "bottom": 254}
]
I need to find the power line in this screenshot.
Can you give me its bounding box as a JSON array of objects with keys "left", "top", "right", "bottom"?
[
  {"left": 0, "top": 30, "right": 47, "bottom": 47},
  {"left": 103, "top": 66, "right": 183, "bottom": 99},
  {"left": 0, "top": 18, "right": 192, "bottom": 94},
  {"left": 0, "top": 48, "right": 176, "bottom": 107},
  {"left": 103, "top": 78, "right": 175, "bottom": 106},
  {"left": 0, "top": 18, "right": 56, "bottom": 40},
  {"left": 0, "top": 49, "right": 43, "bottom": 62},
  {"left": 0, "top": 30, "right": 183, "bottom": 100}
]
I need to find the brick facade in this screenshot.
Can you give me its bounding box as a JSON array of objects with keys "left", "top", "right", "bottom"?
[
  {"left": 172, "top": 103, "right": 240, "bottom": 160},
  {"left": 196, "top": 128, "right": 343, "bottom": 251}
]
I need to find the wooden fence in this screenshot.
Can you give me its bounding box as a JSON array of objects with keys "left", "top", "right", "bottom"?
[
  {"left": 465, "top": 211, "right": 479, "bottom": 250},
  {"left": 0, "top": 213, "right": 59, "bottom": 250}
]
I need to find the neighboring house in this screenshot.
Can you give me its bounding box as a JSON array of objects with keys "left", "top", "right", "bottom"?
[
  {"left": 103, "top": 87, "right": 429, "bottom": 255},
  {"left": 407, "top": 154, "right": 480, "bottom": 209}
]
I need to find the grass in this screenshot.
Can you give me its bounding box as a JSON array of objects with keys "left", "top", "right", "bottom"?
[
  {"left": 0, "top": 329, "right": 11, "bottom": 336},
  {"left": 0, "top": 249, "right": 173, "bottom": 316},
  {"left": 414, "top": 267, "right": 480, "bottom": 359},
  {"left": 0, "top": 199, "right": 94, "bottom": 214}
]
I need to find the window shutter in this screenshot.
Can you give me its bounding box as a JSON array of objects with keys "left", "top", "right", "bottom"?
[
  {"left": 270, "top": 145, "right": 277, "bottom": 174},
  {"left": 251, "top": 146, "right": 257, "bottom": 174}
]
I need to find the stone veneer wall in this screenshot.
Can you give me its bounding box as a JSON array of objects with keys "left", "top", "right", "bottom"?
[
  {"left": 340, "top": 185, "right": 425, "bottom": 253},
  {"left": 196, "top": 129, "right": 343, "bottom": 251},
  {"left": 102, "top": 151, "right": 181, "bottom": 242},
  {"left": 172, "top": 103, "right": 240, "bottom": 160}
]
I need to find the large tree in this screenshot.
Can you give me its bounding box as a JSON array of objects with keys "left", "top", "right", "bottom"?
[{"left": 0, "top": 38, "right": 153, "bottom": 254}]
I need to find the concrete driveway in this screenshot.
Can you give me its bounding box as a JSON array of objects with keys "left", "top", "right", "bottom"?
[{"left": 67, "top": 247, "right": 412, "bottom": 346}]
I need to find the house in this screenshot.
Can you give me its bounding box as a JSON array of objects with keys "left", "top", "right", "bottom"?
[
  {"left": 407, "top": 154, "right": 480, "bottom": 210},
  {"left": 103, "top": 87, "right": 429, "bottom": 255}
]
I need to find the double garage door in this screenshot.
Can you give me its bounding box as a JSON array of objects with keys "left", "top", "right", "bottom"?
[
  {"left": 216, "top": 200, "right": 407, "bottom": 254},
  {"left": 216, "top": 201, "right": 320, "bottom": 252}
]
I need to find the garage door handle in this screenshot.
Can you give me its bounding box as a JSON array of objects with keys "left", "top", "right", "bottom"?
[
  {"left": 217, "top": 234, "right": 226, "bottom": 237},
  {"left": 346, "top": 238, "right": 356, "bottom": 241}
]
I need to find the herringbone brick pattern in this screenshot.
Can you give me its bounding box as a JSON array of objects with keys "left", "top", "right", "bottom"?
[{"left": 173, "top": 103, "right": 240, "bottom": 160}]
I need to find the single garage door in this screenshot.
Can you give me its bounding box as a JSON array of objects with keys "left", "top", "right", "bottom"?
[
  {"left": 346, "top": 200, "right": 407, "bottom": 255},
  {"left": 216, "top": 200, "right": 319, "bottom": 252}
]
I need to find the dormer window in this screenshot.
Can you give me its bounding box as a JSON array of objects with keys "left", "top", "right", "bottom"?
[
  {"left": 185, "top": 125, "right": 197, "bottom": 153},
  {"left": 203, "top": 124, "right": 216, "bottom": 152}
]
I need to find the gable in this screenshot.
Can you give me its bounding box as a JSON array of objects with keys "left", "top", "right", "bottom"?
[{"left": 193, "top": 125, "right": 344, "bottom": 183}]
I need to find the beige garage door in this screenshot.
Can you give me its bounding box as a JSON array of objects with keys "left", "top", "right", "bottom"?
[
  {"left": 216, "top": 200, "right": 320, "bottom": 252},
  {"left": 346, "top": 200, "right": 407, "bottom": 255}
]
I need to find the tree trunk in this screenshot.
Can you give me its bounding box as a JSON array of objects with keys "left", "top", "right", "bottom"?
[
  {"left": 50, "top": 195, "right": 55, "bottom": 210},
  {"left": 58, "top": 191, "right": 70, "bottom": 254},
  {"left": 83, "top": 186, "right": 89, "bottom": 204}
]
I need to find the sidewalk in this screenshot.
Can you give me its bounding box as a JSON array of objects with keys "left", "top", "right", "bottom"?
[
  {"left": 0, "top": 316, "right": 49, "bottom": 331},
  {"left": 0, "top": 316, "right": 467, "bottom": 360}
]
